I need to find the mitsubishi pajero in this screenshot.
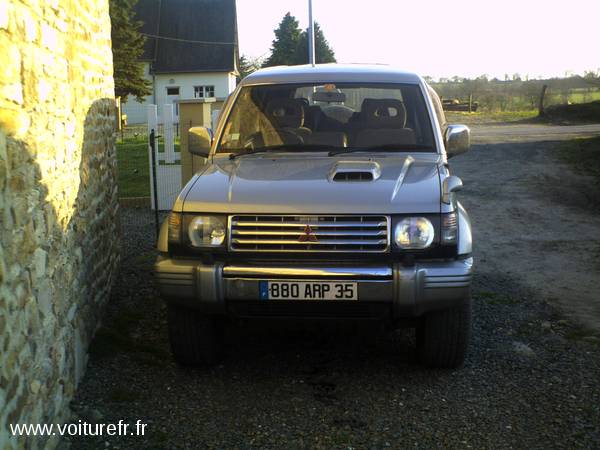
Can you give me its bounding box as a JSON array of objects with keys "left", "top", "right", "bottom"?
[{"left": 155, "top": 64, "right": 473, "bottom": 368}]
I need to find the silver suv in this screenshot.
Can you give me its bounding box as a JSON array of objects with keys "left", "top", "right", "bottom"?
[{"left": 155, "top": 64, "right": 473, "bottom": 368}]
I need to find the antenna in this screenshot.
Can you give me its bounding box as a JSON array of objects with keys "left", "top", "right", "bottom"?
[{"left": 308, "top": 0, "right": 315, "bottom": 66}]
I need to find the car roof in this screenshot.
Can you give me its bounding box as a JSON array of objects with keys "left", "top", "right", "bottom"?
[{"left": 241, "top": 63, "right": 423, "bottom": 86}]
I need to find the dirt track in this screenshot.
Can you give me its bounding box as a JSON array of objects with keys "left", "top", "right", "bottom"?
[
  {"left": 471, "top": 123, "right": 600, "bottom": 143},
  {"left": 455, "top": 123, "right": 600, "bottom": 334}
]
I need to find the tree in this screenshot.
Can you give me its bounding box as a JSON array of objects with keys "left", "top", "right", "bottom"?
[
  {"left": 583, "top": 69, "right": 600, "bottom": 87},
  {"left": 262, "top": 13, "right": 302, "bottom": 67},
  {"left": 239, "top": 55, "right": 263, "bottom": 79},
  {"left": 293, "top": 22, "right": 336, "bottom": 65},
  {"left": 109, "top": 0, "right": 152, "bottom": 101}
]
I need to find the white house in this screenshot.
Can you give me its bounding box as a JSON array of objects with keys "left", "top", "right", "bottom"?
[{"left": 122, "top": 0, "right": 239, "bottom": 124}]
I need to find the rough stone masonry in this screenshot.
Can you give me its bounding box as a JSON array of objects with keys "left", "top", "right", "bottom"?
[{"left": 0, "top": 0, "right": 119, "bottom": 448}]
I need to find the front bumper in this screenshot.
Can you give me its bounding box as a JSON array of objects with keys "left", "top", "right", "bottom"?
[{"left": 155, "top": 257, "right": 473, "bottom": 319}]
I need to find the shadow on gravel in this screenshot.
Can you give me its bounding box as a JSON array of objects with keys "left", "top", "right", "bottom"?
[{"left": 67, "top": 203, "right": 600, "bottom": 449}]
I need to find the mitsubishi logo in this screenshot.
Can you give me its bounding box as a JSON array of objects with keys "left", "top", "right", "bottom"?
[{"left": 298, "top": 224, "right": 318, "bottom": 242}]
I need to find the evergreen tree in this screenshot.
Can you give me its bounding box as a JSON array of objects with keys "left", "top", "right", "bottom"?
[
  {"left": 239, "top": 55, "right": 263, "bottom": 79},
  {"left": 262, "top": 13, "right": 302, "bottom": 67},
  {"left": 293, "top": 22, "right": 336, "bottom": 65},
  {"left": 109, "top": 0, "right": 152, "bottom": 101}
]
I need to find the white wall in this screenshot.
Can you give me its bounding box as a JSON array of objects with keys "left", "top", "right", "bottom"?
[
  {"left": 154, "top": 72, "right": 234, "bottom": 123},
  {"left": 121, "top": 69, "right": 237, "bottom": 124},
  {"left": 120, "top": 63, "right": 153, "bottom": 125},
  {"left": 228, "top": 72, "right": 237, "bottom": 93}
]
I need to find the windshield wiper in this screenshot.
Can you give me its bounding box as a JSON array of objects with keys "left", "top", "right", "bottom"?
[
  {"left": 229, "top": 144, "right": 340, "bottom": 160},
  {"left": 328, "top": 144, "right": 434, "bottom": 156}
]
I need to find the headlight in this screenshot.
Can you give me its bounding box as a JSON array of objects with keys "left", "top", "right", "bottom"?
[
  {"left": 187, "top": 216, "right": 226, "bottom": 247},
  {"left": 394, "top": 217, "right": 434, "bottom": 249}
]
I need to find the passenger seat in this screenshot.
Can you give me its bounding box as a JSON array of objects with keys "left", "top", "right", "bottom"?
[{"left": 354, "top": 99, "right": 416, "bottom": 147}]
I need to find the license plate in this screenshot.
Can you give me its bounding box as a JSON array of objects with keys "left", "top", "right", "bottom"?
[{"left": 259, "top": 281, "right": 358, "bottom": 301}]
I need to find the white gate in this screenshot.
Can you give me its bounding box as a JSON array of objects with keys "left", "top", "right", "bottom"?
[{"left": 147, "top": 104, "right": 182, "bottom": 210}]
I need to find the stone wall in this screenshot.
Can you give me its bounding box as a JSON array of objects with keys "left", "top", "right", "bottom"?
[{"left": 0, "top": 0, "right": 119, "bottom": 447}]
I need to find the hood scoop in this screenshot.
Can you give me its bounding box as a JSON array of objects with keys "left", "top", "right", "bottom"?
[{"left": 329, "top": 161, "right": 381, "bottom": 182}]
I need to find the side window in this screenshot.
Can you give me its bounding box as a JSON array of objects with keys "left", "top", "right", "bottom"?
[{"left": 428, "top": 85, "right": 447, "bottom": 132}]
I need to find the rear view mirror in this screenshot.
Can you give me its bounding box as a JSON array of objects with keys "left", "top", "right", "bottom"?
[
  {"left": 313, "top": 90, "right": 346, "bottom": 103},
  {"left": 188, "top": 126, "right": 212, "bottom": 158},
  {"left": 445, "top": 124, "right": 470, "bottom": 158},
  {"left": 442, "top": 175, "right": 463, "bottom": 204}
]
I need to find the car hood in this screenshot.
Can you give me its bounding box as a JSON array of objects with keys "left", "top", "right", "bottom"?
[{"left": 180, "top": 153, "right": 442, "bottom": 214}]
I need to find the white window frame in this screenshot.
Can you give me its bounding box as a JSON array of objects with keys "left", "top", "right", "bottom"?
[
  {"left": 165, "top": 86, "right": 180, "bottom": 115},
  {"left": 193, "top": 85, "right": 215, "bottom": 99},
  {"left": 166, "top": 86, "right": 180, "bottom": 96}
]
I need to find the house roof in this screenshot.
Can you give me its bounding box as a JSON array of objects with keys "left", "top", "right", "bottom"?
[{"left": 135, "top": 0, "right": 238, "bottom": 74}]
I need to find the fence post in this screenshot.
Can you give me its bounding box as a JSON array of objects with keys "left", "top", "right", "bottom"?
[
  {"left": 538, "top": 84, "right": 548, "bottom": 117},
  {"left": 163, "top": 104, "right": 176, "bottom": 163},
  {"left": 150, "top": 129, "right": 160, "bottom": 239},
  {"left": 147, "top": 104, "right": 158, "bottom": 209}
]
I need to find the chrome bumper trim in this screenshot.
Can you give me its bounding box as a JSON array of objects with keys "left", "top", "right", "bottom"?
[
  {"left": 155, "top": 257, "right": 474, "bottom": 317},
  {"left": 222, "top": 265, "right": 392, "bottom": 279}
]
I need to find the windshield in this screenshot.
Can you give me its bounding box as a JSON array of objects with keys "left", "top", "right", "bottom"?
[{"left": 218, "top": 82, "right": 436, "bottom": 155}]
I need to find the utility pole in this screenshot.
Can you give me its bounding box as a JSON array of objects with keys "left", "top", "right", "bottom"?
[{"left": 308, "top": 0, "right": 315, "bottom": 66}]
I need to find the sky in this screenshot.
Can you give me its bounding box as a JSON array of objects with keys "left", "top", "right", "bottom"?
[{"left": 237, "top": 0, "right": 599, "bottom": 80}]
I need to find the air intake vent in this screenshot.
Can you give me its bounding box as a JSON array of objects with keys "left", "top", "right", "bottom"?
[
  {"left": 333, "top": 171, "right": 374, "bottom": 182},
  {"left": 328, "top": 161, "right": 381, "bottom": 182}
]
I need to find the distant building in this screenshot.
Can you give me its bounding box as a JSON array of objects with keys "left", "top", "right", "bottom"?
[{"left": 122, "top": 0, "right": 239, "bottom": 124}]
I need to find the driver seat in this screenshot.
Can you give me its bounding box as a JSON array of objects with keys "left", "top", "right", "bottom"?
[{"left": 264, "top": 98, "right": 312, "bottom": 143}]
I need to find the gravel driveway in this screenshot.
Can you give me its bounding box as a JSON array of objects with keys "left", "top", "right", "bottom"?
[{"left": 67, "top": 125, "right": 600, "bottom": 449}]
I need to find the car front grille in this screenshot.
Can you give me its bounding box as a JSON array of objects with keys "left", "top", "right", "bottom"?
[{"left": 228, "top": 215, "right": 390, "bottom": 253}]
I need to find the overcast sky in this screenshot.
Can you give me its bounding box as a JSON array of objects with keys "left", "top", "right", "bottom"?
[{"left": 237, "top": 0, "right": 598, "bottom": 80}]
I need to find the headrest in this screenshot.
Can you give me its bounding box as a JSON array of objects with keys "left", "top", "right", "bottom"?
[
  {"left": 360, "top": 98, "right": 407, "bottom": 128},
  {"left": 265, "top": 98, "right": 305, "bottom": 129}
]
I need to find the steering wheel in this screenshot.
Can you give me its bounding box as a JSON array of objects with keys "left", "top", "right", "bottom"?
[{"left": 243, "top": 132, "right": 263, "bottom": 150}]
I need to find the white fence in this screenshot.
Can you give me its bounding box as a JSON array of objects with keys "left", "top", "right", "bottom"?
[{"left": 147, "top": 104, "right": 182, "bottom": 210}]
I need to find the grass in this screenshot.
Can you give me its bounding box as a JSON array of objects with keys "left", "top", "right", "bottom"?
[
  {"left": 474, "top": 290, "right": 521, "bottom": 305},
  {"left": 117, "top": 136, "right": 150, "bottom": 198},
  {"left": 445, "top": 109, "right": 538, "bottom": 125},
  {"left": 116, "top": 135, "right": 181, "bottom": 198},
  {"left": 445, "top": 100, "right": 600, "bottom": 125},
  {"left": 545, "top": 100, "right": 600, "bottom": 124},
  {"left": 567, "top": 90, "right": 600, "bottom": 103}
]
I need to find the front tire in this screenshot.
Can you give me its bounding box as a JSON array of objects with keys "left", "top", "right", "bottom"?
[
  {"left": 417, "top": 299, "right": 471, "bottom": 368},
  {"left": 167, "top": 304, "right": 223, "bottom": 366}
]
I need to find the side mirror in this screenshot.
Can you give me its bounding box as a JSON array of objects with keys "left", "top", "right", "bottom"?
[
  {"left": 442, "top": 175, "right": 463, "bottom": 204},
  {"left": 445, "top": 124, "right": 470, "bottom": 158},
  {"left": 188, "top": 126, "right": 212, "bottom": 158}
]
